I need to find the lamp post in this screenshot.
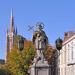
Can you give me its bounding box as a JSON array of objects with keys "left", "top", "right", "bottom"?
[
  {"left": 55, "top": 37, "right": 63, "bottom": 75},
  {"left": 18, "top": 36, "right": 25, "bottom": 74},
  {"left": 50, "top": 37, "right": 63, "bottom": 75},
  {"left": 18, "top": 37, "right": 24, "bottom": 52},
  {"left": 52, "top": 37, "right": 63, "bottom": 60},
  {"left": 18, "top": 36, "right": 24, "bottom": 59}
]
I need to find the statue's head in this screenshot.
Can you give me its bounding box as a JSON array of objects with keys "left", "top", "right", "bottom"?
[
  {"left": 32, "top": 22, "right": 48, "bottom": 45},
  {"left": 36, "top": 22, "right": 44, "bottom": 31}
]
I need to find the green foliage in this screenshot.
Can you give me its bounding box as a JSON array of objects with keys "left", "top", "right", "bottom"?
[
  {"left": 0, "top": 68, "right": 6, "bottom": 75},
  {"left": 6, "top": 36, "right": 36, "bottom": 75},
  {"left": 44, "top": 45, "right": 54, "bottom": 64},
  {"left": 0, "top": 67, "right": 11, "bottom": 75}
]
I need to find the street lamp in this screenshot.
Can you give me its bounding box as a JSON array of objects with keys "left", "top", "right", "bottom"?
[
  {"left": 55, "top": 37, "right": 63, "bottom": 51},
  {"left": 18, "top": 37, "right": 25, "bottom": 74},
  {"left": 18, "top": 37, "right": 24, "bottom": 51},
  {"left": 54, "top": 37, "right": 63, "bottom": 75},
  {"left": 50, "top": 37, "right": 63, "bottom": 75}
]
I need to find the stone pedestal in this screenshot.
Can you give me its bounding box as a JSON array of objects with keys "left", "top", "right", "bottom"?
[{"left": 30, "top": 61, "right": 51, "bottom": 75}]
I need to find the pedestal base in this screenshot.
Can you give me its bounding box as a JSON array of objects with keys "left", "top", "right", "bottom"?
[{"left": 30, "top": 61, "right": 51, "bottom": 75}]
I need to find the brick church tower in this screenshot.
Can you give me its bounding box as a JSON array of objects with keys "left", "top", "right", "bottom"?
[{"left": 6, "top": 11, "right": 17, "bottom": 61}]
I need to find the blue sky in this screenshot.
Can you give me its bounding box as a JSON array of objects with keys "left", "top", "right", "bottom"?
[{"left": 0, "top": 0, "right": 75, "bottom": 59}]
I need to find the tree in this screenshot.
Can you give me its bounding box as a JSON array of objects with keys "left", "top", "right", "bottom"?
[
  {"left": 44, "top": 45, "right": 54, "bottom": 64},
  {"left": 0, "top": 68, "right": 6, "bottom": 75},
  {"left": 0, "top": 65, "right": 11, "bottom": 75},
  {"left": 6, "top": 35, "right": 35, "bottom": 75}
]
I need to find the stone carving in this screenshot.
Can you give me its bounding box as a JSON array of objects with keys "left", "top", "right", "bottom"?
[
  {"left": 32, "top": 22, "right": 48, "bottom": 63},
  {"left": 29, "top": 23, "right": 50, "bottom": 75}
]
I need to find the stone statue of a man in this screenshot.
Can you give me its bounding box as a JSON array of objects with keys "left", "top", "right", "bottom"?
[{"left": 32, "top": 24, "right": 48, "bottom": 62}]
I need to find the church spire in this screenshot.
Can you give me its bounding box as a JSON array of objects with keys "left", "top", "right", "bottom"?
[{"left": 10, "top": 10, "right": 15, "bottom": 33}]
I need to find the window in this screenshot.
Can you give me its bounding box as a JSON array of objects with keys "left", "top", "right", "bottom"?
[
  {"left": 68, "top": 44, "right": 70, "bottom": 61},
  {"left": 71, "top": 42, "right": 73, "bottom": 60}
]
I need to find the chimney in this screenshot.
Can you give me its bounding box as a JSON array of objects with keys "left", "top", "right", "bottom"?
[{"left": 64, "top": 31, "right": 75, "bottom": 41}]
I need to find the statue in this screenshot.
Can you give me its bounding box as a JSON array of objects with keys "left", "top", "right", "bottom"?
[{"left": 32, "top": 22, "right": 48, "bottom": 63}]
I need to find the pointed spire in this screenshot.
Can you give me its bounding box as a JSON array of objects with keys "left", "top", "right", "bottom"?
[{"left": 10, "top": 10, "right": 15, "bottom": 32}]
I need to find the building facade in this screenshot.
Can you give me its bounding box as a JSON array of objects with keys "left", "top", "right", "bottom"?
[{"left": 59, "top": 31, "right": 75, "bottom": 75}]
